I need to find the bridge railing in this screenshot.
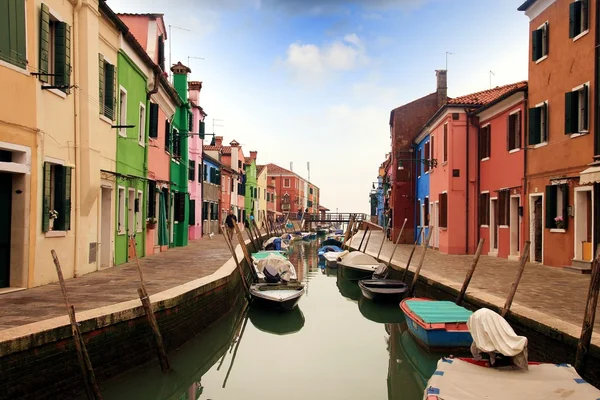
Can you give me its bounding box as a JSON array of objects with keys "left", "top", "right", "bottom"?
[{"left": 288, "top": 213, "right": 368, "bottom": 222}]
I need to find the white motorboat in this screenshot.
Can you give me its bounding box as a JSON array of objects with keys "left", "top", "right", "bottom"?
[{"left": 337, "top": 251, "right": 381, "bottom": 281}]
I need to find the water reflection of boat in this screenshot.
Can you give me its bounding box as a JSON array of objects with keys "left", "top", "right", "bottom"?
[
  {"left": 248, "top": 306, "right": 305, "bottom": 336},
  {"left": 336, "top": 271, "right": 361, "bottom": 302},
  {"left": 358, "top": 279, "right": 408, "bottom": 303},
  {"left": 358, "top": 296, "right": 405, "bottom": 324}
]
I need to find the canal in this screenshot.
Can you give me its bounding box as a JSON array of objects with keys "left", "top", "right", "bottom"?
[{"left": 96, "top": 238, "right": 450, "bottom": 400}]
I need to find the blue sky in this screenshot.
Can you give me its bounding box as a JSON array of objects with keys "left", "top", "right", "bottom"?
[{"left": 109, "top": 0, "right": 529, "bottom": 214}]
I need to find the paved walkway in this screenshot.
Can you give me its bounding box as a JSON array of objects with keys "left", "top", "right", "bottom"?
[
  {"left": 349, "top": 231, "right": 600, "bottom": 333},
  {"left": 0, "top": 236, "right": 237, "bottom": 330}
]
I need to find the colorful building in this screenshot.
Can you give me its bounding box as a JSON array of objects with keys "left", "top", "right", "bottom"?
[
  {"left": 244, "top": 151, "right": 258, "bottom": 223},
  {"left": 389, "top": 70, "right": 447, "bottom": 244},
  {"left": 257, "top": 164, "right": 268, "bottom": 227},
  {"left": 188, "top": 81, "right": 207, "bottom": 240},
  {"left": 169, "top": 62, "right": 191, "bottom": 248},
  {"left": 414, "top": 133, "right": 431, "bottom": 245},
  {"left": 267, "top": 174, "right": 277, "bottom": 221},
  {"left": 519, "top": 0, "right": 596, "bottom": 270},
  {"left": 202, "top": 152, "right": 221, "bottom": 235},
  {"left": 474, "top": 84, "right": 527, "bottom": 259}
]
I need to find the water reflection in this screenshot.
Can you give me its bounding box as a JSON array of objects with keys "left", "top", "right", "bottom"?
[{"left": 248, "top": 306, "right": 305, "bottom": 336}]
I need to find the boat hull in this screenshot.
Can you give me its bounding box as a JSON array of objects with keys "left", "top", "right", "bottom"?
[
  {"left": 338, "top": 263, "right": 377, "bottom": 281},
  {"left": 326, "top": 259, "right": 338, "bottom": 269},
  {"left": 250, "top": 284, "right": 305, "bottom": 311},
  {"left": 358, "top": 279, "right": 408, "bottom": 303}
]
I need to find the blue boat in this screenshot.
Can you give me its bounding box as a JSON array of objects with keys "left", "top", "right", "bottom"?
[
  {"left": 400, "top": 298, "right": 473, "bottom": 352},
  {"left": 322, "top": 238, "right": 343, "bottom": 247},
  {"left": 317, "top": 245, "right": 343, "bottom": 257}
]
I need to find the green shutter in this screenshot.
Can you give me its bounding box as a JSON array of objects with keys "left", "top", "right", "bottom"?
[
  {"left": 570, "top": 1, "right": 581, "bottom": 38},
  {"left": 189, "top": 199, "right": 195, "bottom": 225},
  {"left": 42, "top": 162, "right": 51, "bottom": 232},
  {"left": 0, "top": 1, "right": 10, "bottom": 65},
  {"left": 199, "top": 121, "right": 205, "bottom": 140},
  {"left": 63, "top": 167, "right": 72, "bottom": 230},
  {"left": 148, "top": 181, "right": 156, "bottom": 218},
  {"left": 561, "top": 184, "right": 569, "bottom": 230},
  {"left": 582, "top": 84, "right": 589, "bottom": 130},
  {"left": 528, "top": 107, "right": 541, "bottom": 145},
  {"left": 157, "top": 35, "right": 165, "bottom": 71},
  {"left": 165, "top": 119, "right": 171, "bottom": 152},
  {"left": 215, "top": 169, "right": 221, "bottom": 185},
  {"left": 582, "top": 0, "right": 589, "bottom": 31},
  {"left": 565, "top": 91, "right": 576, "bottom": 134},
  {"left": 105, "top": 63, "right": 115, "bottom": 120},
  {"left": 4, "top": 0, "right": 27, "bottom": 68},
  {"left": 98, "top": 54, "right": 104, "bottom": 114},
  {"left": 545, "top": 185, "right": 557, "bottom": 229},
  {"left": 188, "top": 111, "right": 193, "bottom": 133},
  {"left": 39, "top": 3, "right": 50, "bottom": 83},
  {"left": 532, "top": 29, "right": 542, "bottom": 61},
  {"left": 149, "top": 103, "right": 159, "bottom": 138},
  {"left": 54, "top": 22, "right": 71, "bottom": 92},
  {"left": 53, "top": 165, "right": 65, "bottom": 230}
]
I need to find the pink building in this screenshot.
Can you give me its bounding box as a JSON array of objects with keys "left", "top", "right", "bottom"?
[
  {"left": 474, "top": 83, "right": 527, "bottom": 259},
  {"left": 188, "top": 81, "right": 206, "bottom": 240},
  {"left": 423, "top": 82, "right": 527, "bottom": 255}
]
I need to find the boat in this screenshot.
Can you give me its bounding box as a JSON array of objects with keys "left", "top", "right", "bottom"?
[
  {"left": 251, "top": 250, "right": 288, "bottom": 262},
  {"left": 317, "top": 228, "right": 328, "bottom": 236},
  {"left": 424, "top": 357, "right": 600, "bottom": 400},
  {"left": 309, "top": 232, "right": 317, "bottom": 240},
  {"left": 323, "top": 250, "right": 349, "bottom": 268},
  {"left": 322, "top": 238, "right": 343, "bottom": 247},
  {"left": 262, "top": 236, "right": 289, "bottom": 251},
  {"left": 338, "top": 251, "right": 382, "bottom": 281},
  {"left": 252, "top": 253, "right": 297, "bottom": 282},
  {"left": 317, "top": 245, "right": 343, "bottom": 257},
  {"left": 358, "top": 279, "right": 408, "bottom": 303},
  {"left": 358, "top": 296, "right": 405, "bottom": 323},
  {"left": 301, "top": 232, "right": 312, "bottom": 241},
  {"left": 249, "top": 282, "right": 305, "bottom": 310},
  {"left": 248, "top": 305, "right": 305, "bottom": 335},
  {"left": 400, "top": 298, "right": 473, "bottom": 352}
]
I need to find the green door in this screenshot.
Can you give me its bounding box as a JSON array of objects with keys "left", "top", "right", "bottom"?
[{"left": 0, "top": 173, "right": 12, "bottom": 287}]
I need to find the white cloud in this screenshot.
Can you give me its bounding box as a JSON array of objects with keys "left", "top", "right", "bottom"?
[{"left": 281, "top": 34, "right": 369, "bottom": 83}]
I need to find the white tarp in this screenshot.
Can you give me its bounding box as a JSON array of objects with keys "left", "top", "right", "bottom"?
[
  {"left": 255, "top": 254, "right": 297, "bottom": 281},
  {"left": 338, "top": 251, "right": 378, "bottom": 266},
  {"left": 324, "top": 251, "right": 346, "bottom": 262},
  {"left": 467, "top": 308, "right": 528, "bottom": 369},
  {"left": 424, "top": 358, "right": 600, "bottom": 400}
]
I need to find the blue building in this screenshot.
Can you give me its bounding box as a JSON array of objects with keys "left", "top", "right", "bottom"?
[
  {"left": 414, "top": 132, "right": 430, "bottom": 244},
  {"left": 202, "top": 153, "right": 222, "bottom": 235},
  {"left": 376, "top": 176, "right": 385, "bottom": 227}
]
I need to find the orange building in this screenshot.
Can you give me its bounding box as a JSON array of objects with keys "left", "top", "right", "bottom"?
[{"left": 519, "top": 0, "right": 596, "bottom": 270}]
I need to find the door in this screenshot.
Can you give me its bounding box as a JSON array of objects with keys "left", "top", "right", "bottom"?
[
  {"left": 127, "top": 188, "right": 135, "bottom": 260},
  {"left": 433, "top": 202, "right": 439, "bottom": 249},
  {"left": 490, "top": 198, "right": 498, "bottom": 251},
  {"left": 510, "top": 197, "right": 520, "bottom": 256},
  {"left": 0, "top": 173, "right": 12, "bottom": 287},
  {"left": 100, "top": 187, "right": 112, "bottom": 268},
  {"left": 534, "top": 198, "right": 543, "bottom": 262}
]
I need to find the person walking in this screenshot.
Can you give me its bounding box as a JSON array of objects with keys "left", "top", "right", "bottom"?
[{"left": 225, "top": 210, "right": 237, "bottom": 240}]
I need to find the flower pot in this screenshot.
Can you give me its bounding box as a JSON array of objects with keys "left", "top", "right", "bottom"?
[
  {"left": 147, "top": 221, "right": 157, "bottom": 229},
  {"left": 49, "top": 218, "right": 55, "bottom": 231}
]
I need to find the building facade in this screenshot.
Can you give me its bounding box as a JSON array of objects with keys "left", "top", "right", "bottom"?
[
  {"left": 257, "top": 165, "right": 268, "bottom": 228},
  {"left": 188, "top": 80, "right": 206, "bottom": 240},
  {"left": 202, "top": 153, "right": 221, "bottom": 235},
  {"left": 244, "top": 152, "right": 258, "bottom": 223},
  {"left": 414, "top": 133, "right": 431, "bottom": 245}
]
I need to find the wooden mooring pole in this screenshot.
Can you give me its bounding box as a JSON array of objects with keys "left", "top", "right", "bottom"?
[
  {"left": 380, "top": 218, "right": 406, "bottom": 261},
  {"left": 358, "top": 226, "right": 370, "bottom": 252},
  {"left": 403, "top": 227, "right": 422, "bottom": 282},
  {"left": 408, "top": 227, "right": 433, "bottom": 296},
  {"left": 575, "top": 246, "right": 600, "bottom": 373},
  {"left": 50, "top": 250, "right": 103, "bottom": 400},
  {"left": 222, "top": 224, "right": 251, "bottom": 294},
  {"left": 129, "top": 236, "right": 170, "bottom": 372},
  {"left": 456, "top": 238, "right": 485, "bottom": 306},
  {"left": 234, "top": 222, "right": 254, "bottom": 267},
  {"left": 386, "top": 219, "right": 408, "bottom": 269},
  {"left": 501, "top": 241, "right": 531, "bottom": 318}
]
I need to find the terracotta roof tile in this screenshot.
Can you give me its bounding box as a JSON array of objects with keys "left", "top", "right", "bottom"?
[
  {"left": 265, "top": 163, "right": 294, "bottom": 175},
  {"left": 447, "top": 81, "right": 527, "bottom": 107},
  {"left": 257, "top": 165, "right": 267, "bottom": 174},
  {"left": 222, "top": 146, "right": 232, "bottom": 155},
  {"left": 203, "top": 145, "right": 220, "bottom": 151}
]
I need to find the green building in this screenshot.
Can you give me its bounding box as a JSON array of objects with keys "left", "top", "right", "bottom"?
[
  {"left": 114, "top": 50, "right": 150, "bottom": 265},
  {"left": 244, "top": 156, "right": 257, "bottom": 222},
  {"left": 169, "top": 62, "right": 191, "bottom": 247}
]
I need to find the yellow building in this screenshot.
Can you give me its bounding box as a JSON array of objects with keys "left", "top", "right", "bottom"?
[
  {"left": 257, "top": 165, "right": 268, "bottom": 228},
  {"left": 0, "top": 0, "right": 38, "bottom": 290}
]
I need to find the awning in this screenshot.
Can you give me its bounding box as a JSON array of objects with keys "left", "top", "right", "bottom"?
[{"left": 580, "top": 165, "right": 600, "bottom": 185}]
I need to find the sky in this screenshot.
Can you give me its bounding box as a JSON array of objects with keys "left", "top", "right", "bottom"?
[{"left": 108, "top": 0, "right": 529, "bottom": 214}]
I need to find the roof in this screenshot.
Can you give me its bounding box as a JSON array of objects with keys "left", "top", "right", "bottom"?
[
  {"left": 244, "top": 157, "right": 255, "bottom": 164},
  {"left": 257, "top": 165, "right": 267, "bottom": 175},
  {"left": 318, "top": 206, "right": 330, "bottom": 211},
  {"left": 202, "top": 152, "right": 221, "bottom": 166},
  {"left": 265, "top": 163, "right": 294, "bottom": 175},
  {"left": 517, "top": 0, "right": 537, "bottom": 11},
  {"left": 203, "top": 145, "right": 221, "bottom": 152},
  {"left": 222, "top": 146, "right": 232, "bottom": 155},
  {"left": 447, "top": 81, "right": 528, "bottom": 107},
  {"left": 473, "top": 82, "right": 528, "bottom": 116}
]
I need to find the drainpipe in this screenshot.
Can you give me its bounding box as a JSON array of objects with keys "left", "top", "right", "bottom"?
[
  {"left": 475, "top": 112, "right": 481, "bottom": 246},
  {"left": 71, "top": 0, "right": 82, "bottom": 276},
  {"left": 465, "top": 110, "right": 470, "bottom": 254},
  {"left": 147, "top": 71, "right": 160, "bottom": 100},
  {"left": 594, "top": 0, "right": 600, "bottom": 253}
]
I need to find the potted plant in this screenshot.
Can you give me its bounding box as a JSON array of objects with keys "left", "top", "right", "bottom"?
[
  {"left": 49, "top": 210, "right": 59, "bottom": 230},
  {"left": 554, "top": 216, "right": 565, "bottom": 230},
  {"left": 147, "top": 217, "right": 157, "bottom": 229}
]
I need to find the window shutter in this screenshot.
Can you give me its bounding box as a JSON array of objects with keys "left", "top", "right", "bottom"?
[
  {"left": 199, "top": 121, "right": 205, "bottom": 140},
  {"left": 532, "top": 29, "right": 541, "bottom": 61},
  {"left": 543, "top": 23, "right": 549, "bottom": 56},
  {"left": 42, "top": 162, "right": 51, "bottom": 232},
  {"left": 541, "top": 102, "right": 548, "bottom": 141},
  {"left": 11, "top": 0, "right": 27, "bottom": 68},
  {"left": 98, "top": 54, "right": 104, "bottom": 113},
  {"left": 148, "top": 181, "right": 156, "bottom": 218},
  {"left": 565, "top": 91, "right": 579, "bottom": 134},
  {"left": 178, "top": 193, "right": 186, "bottom": 222},
  {"left": 487, "top": 125, "right": 491, "bottom": 158},
  {"left": 582, "top": 84, "right": 589, "bottom": 130},
  {"left": 54, "top": 22, "right": 71, "bottom": 92},
  {"left": 561, "top": 184, "right": 569, "bottom": 229},
  {"left": 528, "top": 107, "right": 541, "bottom": 145},
  {"left": 545, "top": 185, "right": 556, "bottom": 228},
  {"left": 188, "top": 111, "right": 193, "bottom": 133},
  {"left": 443, "top": 125, "right": 448, "bottom": 161},
  {"left": 215, "top": 169, "right": 221, "bottom": 184},
  {"left": 165, "top": 119, "right": 171, "bottom": 151},
  {"left": 39, "top": 3, "right": 50, "bottom": 83},
  {"left": 105, "top": 63, "right": 115, "bottom": 120},
  {"left": 157, "top": 35, "right": 165, "bottom": 71},
  {"left": 189, "top": 199, "right": 195, "bottom": 225},
  {"left": 506, "top": 115, "right": 512, "bottom": 151},
  {"left": 515, "top": 111, "right": 521, "bottom": 149},
  {"left": 582, "top": 0, "right": 589, "bottom": 31},
  {"left": 63, "top": 166, "right": 72, "bottom": 230},
  {"left": 149, "top": 103, "right": 159, "bottom": 138},
  {"left": 570, "top": 1, "right": 581, "bottom": 38}
]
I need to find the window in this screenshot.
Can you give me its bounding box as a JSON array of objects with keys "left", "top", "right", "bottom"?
[
  {"left": 202, "top": 202, "right": 209, "bottom": 221},
  {"left": 172, "top": 128, "right": 181, "bottom": 158},
  {"left": 199, "top": 121, "right": 205, "bottom": 140},
  {"left": 424, "top": 141, "right": 430, "bottom": 173},
  {"left": 532, "top": 22, "right": 549, "bottom": 62},
  {"left": 424, "top": 197, "right": 430, "bottom": 226},
  {"left": 39, "top": 5, "right": 71, "bottom": 93},
  {"left": 528, "top": 102, "right": 548, "bottom": 145},
  {"left": 498, "top": 191, "right": 510, "bottom": 226},
  {"left": 479, "top": 192, "right": 490, "bottom": 226},
  {"left": 157, "top": 34, "right": 165, "bottom": 71},
  {"left": 546, "top": 184, "right": 569, "bottom": 230},
  {"left": 174, "top": 192, "right": 185, "bottom": 222},
  {"left": 284, "top": 178, "right": 290, "bottom": 188},
  {"left": 507, "top": 111, "right": 521, "bottom": 151},
  {"left": 189, "top": 160, "right": 195, "bottom": 181},
  {"left": 99, "top": 55, "right": 116, "bottom": 119},
  {"left": 117, "top": 186, "right": 125, "bottom": 234},
  {"left": 188, "top": 111, "right": 193, "bottom": 134},
  {"left": 417, "top": 148, "right": 422, "bottom": 177},
  {"left": 116, "top": 88, "right": 127, "bottom": 137},
  {"left": 147, "top": 181, "right": 156, "bottom": 219},
  {"left": 165, "top": 119, "right": 171, "bottom": 152},
  {"left": 138, "top": 103, "right": 146, "bottom": 146},
  {"left": 439, "top": 193, "right": 448, "bottom": 228},
  {"left": 42, "top": 162, "right": 72, "bottom": 232},
  {"left": 149, "top": 103, "right": 159, "bottom": 139},
  {"left": 569, "top": 0, "right": 589, "bottom": 39},
  {"left": 189, "top": 199, "right": 196, "bottom": 225},
  {"left": 443, "top": 124, "right": 448, "bottom": 162},
  {"left": 430, "top": 136, "right": 435, "bottom": 168},
  {"left": 198, "top": 163, "right": 203, "bottom": 182},
  {"left": 565, "top": 84, "right": 589, "bottom": 135},
  {"left": 136, "top": 190, "right": 143, "bottom": 232},
  {"left": 479, "top": 125, "right": 491, "bottom": 160},
  {"left": 0, "top": 0, "right": 26, "bottom": 68}
]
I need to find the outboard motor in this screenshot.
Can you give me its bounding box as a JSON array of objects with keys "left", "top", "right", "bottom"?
[
  {"left": 273, "top": 238, "right": 282, "bottom": 251},
  {"left": 263, "top": 264, "right": 281, "bottom": 283},
  {"left": 372, "top": 263, "right": 389, "bottom": 280}
]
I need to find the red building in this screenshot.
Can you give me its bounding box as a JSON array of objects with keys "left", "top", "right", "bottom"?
[
  {"left": 389, "top": 70, "right": 447, "bottom": 243},
  {"left": 266, "top": 163, "right": 303, "bottom": 217}
]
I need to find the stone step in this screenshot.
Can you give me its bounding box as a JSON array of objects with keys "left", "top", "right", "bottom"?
[{"left": 564, "top": 259, "right": 592, "bottom": 274}]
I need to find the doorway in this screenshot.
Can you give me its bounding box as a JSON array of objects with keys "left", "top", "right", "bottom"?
[
  {"left": 128, "top": 188, "right": 135, "bottom": 260},
  {"left": 509, "top": 196, "right": 520, "bottom": 257},
  {"left": 0, "top": 173, "right": 12, "bottom": 287},
  {"left": 432, "top": 201, "right": 439, "bottom": 249},
  {"left": 100, "top": 186, "right": 112, "bottom": 268},
  {"left": 575, "top": 188, "right": 593, "bottom": 261},
  {"left": 490, "top": 198, "right": 498, "bottom": 254},
  {"left": 530, "top": 195, "right": 543, "bottom": 263}
]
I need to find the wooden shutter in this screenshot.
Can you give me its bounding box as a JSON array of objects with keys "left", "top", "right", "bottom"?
[
  {"left": 582, "top": 0, "right": 589, "bottom": 31},
  {"left": 506, "top": 114, "right": 512, "bottom": 151},
  {"left": 543, "top": 23, "right": 549, "bottom": 56},
  {"left": 39, "top": 3, "right": 50, "bottom": 83},
  {"left": 174, "top": 192, "right": 185, "bottom": 222},
  {"left": 165, "top": 119, "right": 171, "bottom": 151},
  {"left": 570, "top": 1, "right": 580, "bottom": 38},
  {"left": 545, "top": 185, "right": 557, "bottom": 228},
  {"left": 486, "top": 125, "right": 491, "bottom": 158},
  {"left": 532, "top": 29, "right": 542, "bottom": 61},
  {"left": 215, "top": 169, "right": 221, "bottom": 185},
  {"left": 199, "top": 121, "right": 205, "bottom": 140},
  {"left": 42, "top": 162, "right": 51, "bottom": 232},
  {"left": 529, "top": 107, "right": 541, "bottom": 145},
  {"left": 417, "top": 148, "right": 421, "bottom": 177},
  {"left": 9, "top": 0, "right": 27, "bottom": 68},
  {"left": 430, "top": 136, "right": 435, "bottom": 163},
  {"left": 54, "top": 22, "right": 71, "bottom": 92},
  {"left": 515, "top": 112, "right": 521, "bottom": 149},
  {"left": 424, "top": 142, "right": 430, "bottom": 172},
  {"left": 561, "top": 184, "right": 569, "bottom": 229},
  {"left": 565, "top": 91, "right": 577, "bottom": 134},
  {"left": 439, "top": 193, "right": 448, "bottom": 228},
  {"left": 0, "top": 2, "right": 10, "bottom": 65},
  {"left": 147, "top": 181, "right": 156, "bottom": 218},
  {"left": 157, "top": 35, "right": 165, "bottom": 71},
  {"left": 189, "top": 199, "right": 195, "bottom": 225},
  {"left": 63, "top": 167, "right": 72, "bottom": 230},
  {"left": 98, "top": 54, "right": 104, "bottom": 113},
  {"left": 149, "top": 103, "right": 159, "bottom": 138},
  {"left": 105, "top": 63, "right": 115, "bottom": 120},
  {"left": 188, "top": 160, "right": 195, "bottom": 181},
  {"left": 582, "top": 84, "right": 589, "bottom": 130},
  {"left": 443, "top": 125, "right": 448, "bottom": 161},
  {"left": 188, "top": 111, "right": 193, "bottom": 133}
]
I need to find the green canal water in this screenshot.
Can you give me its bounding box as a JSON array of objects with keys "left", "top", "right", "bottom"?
[{"left": 98, "top": 239, "right": 449, "bottom": 400}]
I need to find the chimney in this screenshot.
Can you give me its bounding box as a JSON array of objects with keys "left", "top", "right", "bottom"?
[
  {"left": 215, "top": 136, "right": 223, "bottom": 147},
  {"left": 171, "top": 61, "right": 191, "bottom": 102},
  {"left": 249, "top": 151, "right": 257, "bottom": 161},
  {"left": 188, "top": 81, "right": 202, "bottom": 103},
  {"left": 436, "top": 69, "right": 447, "bottom": 107}
]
